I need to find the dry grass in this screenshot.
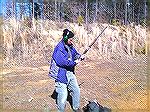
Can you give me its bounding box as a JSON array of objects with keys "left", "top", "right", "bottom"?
[{"left": 2, "top": 18, "right": 148, "bottom": 67}]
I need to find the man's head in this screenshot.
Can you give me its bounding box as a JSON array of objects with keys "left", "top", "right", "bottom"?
[{"left": 63, "top": 29, "right": 74, "bottom": 45}]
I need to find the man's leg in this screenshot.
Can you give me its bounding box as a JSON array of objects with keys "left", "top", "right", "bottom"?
[
  {"left": 55, "top": 82, "right": 68, "bottom": 112},
  {"left": 67, "top": 74, "right": 80, "bottom": 111}
]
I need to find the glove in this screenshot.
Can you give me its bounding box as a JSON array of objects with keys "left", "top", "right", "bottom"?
[{"left": 80, "top": 54, "right": 85, "bottom": 61}]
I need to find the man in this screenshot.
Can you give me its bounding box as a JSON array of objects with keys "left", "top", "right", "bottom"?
[{"left": 49, "top": 29, "right": 84, "bottom": 112}]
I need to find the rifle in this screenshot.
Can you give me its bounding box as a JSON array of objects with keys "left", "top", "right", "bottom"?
[{"left": 82, "top": 25, "right": 109, "bottom": 55}]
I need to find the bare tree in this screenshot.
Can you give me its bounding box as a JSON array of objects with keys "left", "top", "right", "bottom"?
[
  {"left": 85, "top": 0, "right": 88, "bottom": 24},
  {"left": 125, "top": 0, "right": 129, "bottom": 25}
]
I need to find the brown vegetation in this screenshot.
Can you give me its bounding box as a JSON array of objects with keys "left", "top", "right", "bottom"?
[{"left": 1, "top": 18, "right": 148, "bottom": 67}]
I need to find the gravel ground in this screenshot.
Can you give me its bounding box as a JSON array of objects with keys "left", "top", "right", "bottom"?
[{"left": 1, "top": 54, "right": 149, "bottom": 112}]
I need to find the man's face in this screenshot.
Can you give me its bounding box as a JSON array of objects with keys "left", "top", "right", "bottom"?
[{"left": 67, "top": 38, "right": 73, "bottom": 45}]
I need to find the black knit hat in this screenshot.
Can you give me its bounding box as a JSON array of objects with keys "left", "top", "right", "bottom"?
[{"left": 63, "top": 29, "right": 74, "bottom": 43}]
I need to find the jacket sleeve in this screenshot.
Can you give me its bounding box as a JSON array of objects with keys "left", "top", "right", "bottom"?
[
  {"left": 73, "top": 47, "right": 81, "bottom": 60},
  {"left": 53, "top": 48, "right": 76, "bottom": 68}
]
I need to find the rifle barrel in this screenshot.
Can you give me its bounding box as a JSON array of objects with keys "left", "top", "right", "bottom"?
[{"left": 82, "top": 25, "right": 109, "bottom": 55}]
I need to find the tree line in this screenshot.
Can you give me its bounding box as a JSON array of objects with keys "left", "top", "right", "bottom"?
[{"left": 3, "top": 0, "right": 148, "bottom": 26}]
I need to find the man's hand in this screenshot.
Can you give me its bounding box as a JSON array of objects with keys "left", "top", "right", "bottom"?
[
  {"left": 75, "top": 59, "right": 80, "bottom": 64},
  {"left": 80, "top": 54, "right": 85, "bottom": 61}
]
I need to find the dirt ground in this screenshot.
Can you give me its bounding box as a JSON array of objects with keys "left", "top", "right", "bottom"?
[{"left": 1, "top": 54, "right": 150, "bottom": 112}]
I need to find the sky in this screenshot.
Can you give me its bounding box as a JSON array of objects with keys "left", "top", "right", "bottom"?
[
  {"left": 0, "top": 0, "right": 2, "bottom": 15},
  {"left": 0, "top": 0, "right": 42, "bottom": 16},
  {"left": 0, "top": 0, "right": 42, "bottom": 19},
  {"left": 0, "top": 0, "right": 5, "bottom": 15}
]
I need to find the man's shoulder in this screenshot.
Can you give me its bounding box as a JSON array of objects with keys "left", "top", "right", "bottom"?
[{"left": 55, "top": 40, "right": 65, "bottom": 51}]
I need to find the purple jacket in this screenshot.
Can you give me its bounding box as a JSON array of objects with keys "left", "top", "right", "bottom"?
[{"left": 49, "top": 40, "right": 81, "bottom": 84}]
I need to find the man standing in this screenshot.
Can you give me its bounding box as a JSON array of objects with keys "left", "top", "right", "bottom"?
[{"left": 49, "top": 29, "right": 84, "bottom": 112}]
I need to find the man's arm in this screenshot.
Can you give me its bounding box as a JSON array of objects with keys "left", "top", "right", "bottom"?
[{"left": 53, "top": 49, "right": 77, "bottom": 68}]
